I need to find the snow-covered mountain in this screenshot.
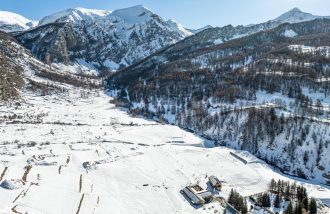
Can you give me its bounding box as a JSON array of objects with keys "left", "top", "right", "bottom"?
[
  {"left": 189, "top": 8, "right": 330, "bottom": 47},
  {"left": 11, "top": 7, "right": 329, "bottom": 72},
  {"left": 0, "top": 11, "right": 37, "bottom": 32},
  {"left": 273, "top": 7, "right": 330, "bottom": 24},
  {"left": 15, "top": 5, "right": 191, "bottom": 71},
  {"left": 38, "top": 7, "right": 111, "bottom": 26}
]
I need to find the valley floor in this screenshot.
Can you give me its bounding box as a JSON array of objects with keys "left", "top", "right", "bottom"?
[{"left": 0, "top": 87, "right": 329, "bottom": 214}]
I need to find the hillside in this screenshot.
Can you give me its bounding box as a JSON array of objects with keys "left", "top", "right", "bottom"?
[
  {"left": 0, "top": 31, "right": 25, "bottom": 100},
  {"left": 0, "top": 27, "right": 101, "bottom": 101},
  {"left": 107, "top": 19, "right": 330, "bottom": 185}
]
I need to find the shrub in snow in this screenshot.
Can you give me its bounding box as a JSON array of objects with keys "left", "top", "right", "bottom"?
[{"left": 83, "top": 161, "right": 97, "bottom": 170}]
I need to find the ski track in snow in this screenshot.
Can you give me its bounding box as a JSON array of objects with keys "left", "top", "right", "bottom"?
[{"left": 0, "top": 87, "right": 329, "bottom": 214}]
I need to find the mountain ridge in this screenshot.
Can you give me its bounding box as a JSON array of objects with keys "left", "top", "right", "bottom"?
[
  {"left": 4, "top": 6, "right": 330, "bottom": 72},
  {"left": 0, "top": 10, "right": 37, "bottom": 32},
  {"left": 38, "top": 7, "right": 111, "bottom": 26}
]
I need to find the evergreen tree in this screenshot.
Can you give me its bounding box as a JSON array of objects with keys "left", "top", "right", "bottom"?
[
  {"left": 241, "top": 200, "right": 248, "bottom": 214},
  {"left": 269, "top": 179, "right": 276, "bottom": 191},
  {"left": 284, "top": 201, "right": 293, "bottom": 214},
  {"left": 285, "top": 185, "right": 290, "bottom": 199},
  {"left": 294, "top": 203, "right": 303, "bottom": 214},
  {"left": 309, "top": 198, "right": 317, "bottom": 214},
  {"left": 302, "top": 197, "right": 309, "bottom": 211},
  {"left": 227, "top": 189, "right": 248, "bottom": 214},
  {"left": 262, "top": 193, "right": 271, "bottom": 207},
  {"left": 257, "top": 193, "right": 263, "bottom": 205},
  {"left": 228, "top": 189, "right": 234, "bottom": 205},
  {"left": 274, "top": 194, "right": 281, "bottom": 208}
]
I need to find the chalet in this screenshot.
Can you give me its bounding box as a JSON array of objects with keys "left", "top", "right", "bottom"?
[
  {"left": 182, "top": 185, "right": 213, "bottom": 205},
  {"left": 209, "top": 175, "right": 222, "bottom": 190}
]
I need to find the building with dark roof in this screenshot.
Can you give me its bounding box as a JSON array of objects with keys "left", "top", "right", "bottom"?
[{"left": 209, "top": 175, "right": 222, "bottom": 191}]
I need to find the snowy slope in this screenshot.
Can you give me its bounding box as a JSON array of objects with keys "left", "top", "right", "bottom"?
[
  {"left": 38, "top": 7, "right": 111, "bottom": 26},
  {"left": 0, "top": 11, "right": 37, "bottom": 32},
  {"left": 0, "top": 85, "right": 329, "bottom": 214}
]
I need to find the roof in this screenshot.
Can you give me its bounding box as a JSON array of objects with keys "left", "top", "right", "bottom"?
[
  {"left": 209, "top": 175, "right": 221, "bottom": 186},
  {"left": 226, "top": 202, "right": 241, "bottom": 214},
  {"left": 182, "top": 187, "right": 204, "bottom": 204},
  {"left": 197, "top": 191, "right": 213, "bottom": 199}
]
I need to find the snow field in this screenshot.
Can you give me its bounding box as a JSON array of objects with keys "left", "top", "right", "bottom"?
[{"left": 0, "top": 88, "right": 329, "bottom": 214}]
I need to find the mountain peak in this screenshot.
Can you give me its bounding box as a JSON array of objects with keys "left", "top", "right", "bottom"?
[
  {"left": 111, "top": 5, "right": 152, "bottom": 15},
  {"left": 289, "top": 7, "right": 302, "bottom": 13},
  {"left": 126, "top": 5, "right": 149, "bottom": 10},
  {"left": 108, "top": 5, "right": 157, "bottom": 25},
  {"left": 273, "top": 7, "right": 323, "bottom": 24}
]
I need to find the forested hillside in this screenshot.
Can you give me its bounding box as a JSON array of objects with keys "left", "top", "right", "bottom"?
[{"left": 107, "top": 19, "right": 330, "bottom": 184}]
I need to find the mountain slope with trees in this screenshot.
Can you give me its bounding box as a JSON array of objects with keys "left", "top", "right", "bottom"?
[{"left": 107, "top": 19, "right": 330, "bottom": 185}]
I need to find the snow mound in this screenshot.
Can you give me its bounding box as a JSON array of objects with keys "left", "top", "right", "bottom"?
[
  {"left": 0, "top": 179, "right": 24, "bottom": 190},
  {"left": 0, "top": 10, "right": 37, "bottom": 32}
]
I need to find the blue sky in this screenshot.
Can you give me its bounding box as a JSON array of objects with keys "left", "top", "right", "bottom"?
[{"left": 1, "top": 0, "right": 329, "bottom": 28}]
